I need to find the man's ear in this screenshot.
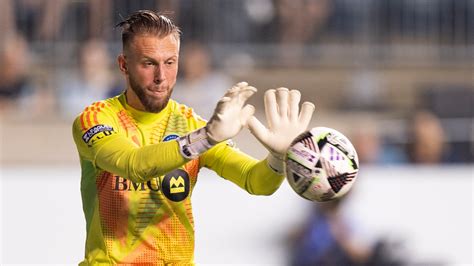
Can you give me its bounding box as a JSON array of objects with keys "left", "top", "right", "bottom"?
[{"left": 118, "top": 54, "right": 128, "bottom": 74}]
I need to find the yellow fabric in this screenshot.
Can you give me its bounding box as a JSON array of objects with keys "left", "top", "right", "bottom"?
[{"left": 72, "top": 94, "right": 284, "bottom": 264}]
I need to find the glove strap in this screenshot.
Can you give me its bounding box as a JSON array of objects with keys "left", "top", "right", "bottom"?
[
  {"left": 267, "top": 153, "right": 285, "bottom": 175},
  {"left": 177, "top": 127, "right": 215, "bottom": 159}
]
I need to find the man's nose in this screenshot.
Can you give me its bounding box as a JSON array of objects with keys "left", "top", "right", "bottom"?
[{"left": 154, "top": 64, "right": 165, "bottom": 84}]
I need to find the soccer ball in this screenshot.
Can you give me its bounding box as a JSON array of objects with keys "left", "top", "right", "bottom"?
[{"left": 285, "top": 127, "right": 359, "bottom": 202}]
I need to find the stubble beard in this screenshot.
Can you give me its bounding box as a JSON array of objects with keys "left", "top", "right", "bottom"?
[{"left": 129, "top": 75, "right": 172, "bottom": 113}]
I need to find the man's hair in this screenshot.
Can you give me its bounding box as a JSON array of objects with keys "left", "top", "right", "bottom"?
[{"left": 116, "top": 10, "right": 181, "bottom": 50}]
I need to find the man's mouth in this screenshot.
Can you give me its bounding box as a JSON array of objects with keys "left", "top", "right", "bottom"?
[{"left": 148, "top": 87, "right": 167, "bottom": 95}]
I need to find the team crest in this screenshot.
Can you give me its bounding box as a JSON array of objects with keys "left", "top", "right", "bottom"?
[{"left": 163, "top": 134, "right": 179, "bottom": 142}]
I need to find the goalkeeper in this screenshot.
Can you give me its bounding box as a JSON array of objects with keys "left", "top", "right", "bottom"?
[{"left": 72, "top": 10, "right": 315, "bottom": 265}]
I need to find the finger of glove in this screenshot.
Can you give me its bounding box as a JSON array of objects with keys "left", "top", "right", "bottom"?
[
  {"left": 289, "top": 89, "right": 301, "bottom": 122},
  {"left": 225, "top": 84, "right": 249, "bottom": 105},
  {"left": 218, "top": 85, "right": 240, "bottom": 114},
  {"left": 276, "top": 87, "right": 289, "bottom": 118},
  {"left": 237, "top": 86, "right": 257, "bottom": 105},
  {"left": 240, "top": 104, "right": 255, "bottom": 126},
  {"left": 247, "top": 116, "right": 269, "bottom": 144},
  {"left": 224, "top": 84, "right": 255, "bottom": 107},
  {"left": 224, "top": 81, "right": 248, "bottom": 97},
  {"left": 298, "top": 101, "right": 315, "bottom": 128},
  {"left": 264, "top": 89, "right": 278, "bottom": 127}
]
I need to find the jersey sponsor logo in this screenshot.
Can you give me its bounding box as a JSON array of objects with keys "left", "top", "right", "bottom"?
[
  {"left": 114, "top": 176, "right": 161, "bottom": 191},
  {"left": 162, "top": 134, "right": 179, "bottom": 142},
  {"left": 82, "top": 124, "right": 114, "bottom": 143},
  {"left": 162, "top": 169, "right": 190, "bottom": 202},
  {"left": 113, "top": 170, "right": 190, "bottom": 202}
]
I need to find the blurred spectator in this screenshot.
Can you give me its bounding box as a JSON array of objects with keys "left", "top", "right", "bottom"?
[
  {"left": 3, "top": 0, "right": 68, "bottom": 42},
  {"left": 0, "top": 0, "right": 15, "bottom": 37},
  {"left": 177, "top": 0, "right": 251, "bottom": 44},
  {"left": 0, "top": 34, "right": 36, "bottom": 113},
  {"left": 243, "top": 0, "right": 277, "bottom": 43},
  {"left": 274, "top": 0, "right": 333, "bottom": 66},
  {"left": 351, "top": 122, "right": 381, "bottom": 165},
  {"left": 173, "top": 41, "right": 233, "bottom": 120},
  {"left": 419, "top": 85, "right": 473, "bottom": 163},
  {"left": 406, "top": 110, "right": 447, "bottom": 164},
  {"left": 88, "top": 0, "right": 113, "bottom": 40},
  {"left": 57, "top": 39, "right": 115, "bottom": 119},
  {"left": 287, "top": 197, "right": 376, "bottom": 266},
  {"left": 351, "top": 118, "right": 406, "bottom": 165}
]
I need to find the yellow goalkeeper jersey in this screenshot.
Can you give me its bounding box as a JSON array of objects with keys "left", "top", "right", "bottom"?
[{"left": 72, "top": 94, "right": 284, "bottom": 265}]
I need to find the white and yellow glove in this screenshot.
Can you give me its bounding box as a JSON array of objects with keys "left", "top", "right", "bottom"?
[
  {"left": 248, "top": 88, "right": 315, "bottom": 174},
  {"left": 178, "top": 82, "right": 256, "bottom": 159}
]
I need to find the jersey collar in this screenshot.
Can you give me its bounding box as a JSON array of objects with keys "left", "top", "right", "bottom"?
[{"left": 118, "top": 93, "right": 172, "bottom": 125}]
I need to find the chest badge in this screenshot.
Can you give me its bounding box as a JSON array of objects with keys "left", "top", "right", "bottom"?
[
  {"left": 162, "top": 134, "right": 179, "bottom": 142},
  {"left": 162, "top": 169, "right": 189, "bottom": 202}
]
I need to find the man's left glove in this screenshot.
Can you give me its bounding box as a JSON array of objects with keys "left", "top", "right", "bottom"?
[
  {"left": 178, "top": 82, "right": 256, "bottom": 159},
  {"left": 247, "top": 88, "right": 315, "bottom": 174}
]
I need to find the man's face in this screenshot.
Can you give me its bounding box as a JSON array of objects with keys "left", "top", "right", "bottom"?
[{"left": 121, "top": 34, "right": 179, "bottom": 113}]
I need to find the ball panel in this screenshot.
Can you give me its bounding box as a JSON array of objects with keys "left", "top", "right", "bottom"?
[
  {"left": 285, "top": 127, "right": 359, "bottom": 202},
  {"left": 287, "top": 142, "right": 320, "bottom": 168}
]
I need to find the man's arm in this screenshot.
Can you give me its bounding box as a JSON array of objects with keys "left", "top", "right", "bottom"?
[
  {"left": 201, "top": 142, "right": 285, "bottom": 196},
  {"left": 72, "top": 82, "right": 257, "bottom": 183},
  {"left": 72, "top": 116, "right": 188, "bottom": 183}
]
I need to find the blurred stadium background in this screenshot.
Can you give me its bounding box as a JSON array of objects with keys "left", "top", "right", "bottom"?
[{"left": 0, "top": 0, "right": 472, "bottom": 265}]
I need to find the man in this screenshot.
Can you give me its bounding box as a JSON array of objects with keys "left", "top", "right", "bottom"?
[{"left": 72, "top": 10, "right": 315, "bottom": 265}]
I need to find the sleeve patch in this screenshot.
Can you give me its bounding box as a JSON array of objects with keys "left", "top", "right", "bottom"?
[{"left": 82, "top": 124, "right": 115, "bottom": 143}]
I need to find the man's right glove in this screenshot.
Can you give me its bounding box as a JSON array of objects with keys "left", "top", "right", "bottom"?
[
  {"left": 247, "top": 88, "right": 315, "bottom": 174},
  {"left": 177, "top": 82, "right": 256, "bottom": 159}
]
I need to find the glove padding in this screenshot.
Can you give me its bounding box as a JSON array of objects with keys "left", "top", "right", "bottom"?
[
  {"left": 248, "top": 88, "right": 315, "bottom": 173},
  {"left": 206, "top": 82, "right": 257, "bottom": 144},
  {"left": 178, "top": 82, "right": 256, "bottom": 159}
]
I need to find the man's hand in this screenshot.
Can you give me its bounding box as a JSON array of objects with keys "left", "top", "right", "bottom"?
[
  {"left": 248, "top": 88, "right": 315, "bottom": 173},
  {"left": 206, "top": 82, "right": 257, "bottom": 143},
  {"left": 178, "top": 82, "right": 256, "bottom": 159}
]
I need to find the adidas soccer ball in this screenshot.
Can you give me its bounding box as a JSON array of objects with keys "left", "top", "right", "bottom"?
[{"left": 285, "top": 127, "right": 359, "bottom": 202}]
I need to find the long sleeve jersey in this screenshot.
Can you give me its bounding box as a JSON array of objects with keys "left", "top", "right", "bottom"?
[{"left": 72, "top": 94, "right": 284, "bottom": 265}]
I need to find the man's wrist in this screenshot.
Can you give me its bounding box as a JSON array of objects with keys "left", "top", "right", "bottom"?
[
  {"left": 266, "top": 153, "right": 285, "bottom": 175},
  {"left": 177, "top": 127, "right": 215, "bottom": 159},
  {"left": 204, "top": 125, "right": 219, "bottom": 145}
]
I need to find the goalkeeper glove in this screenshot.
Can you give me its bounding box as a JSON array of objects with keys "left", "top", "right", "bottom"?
[
  {"left": 247, "top": 88, "right": 315, "bottom": 174},
  {"left": 178, "top": 82, "right": 256, "bottom": 159}
]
